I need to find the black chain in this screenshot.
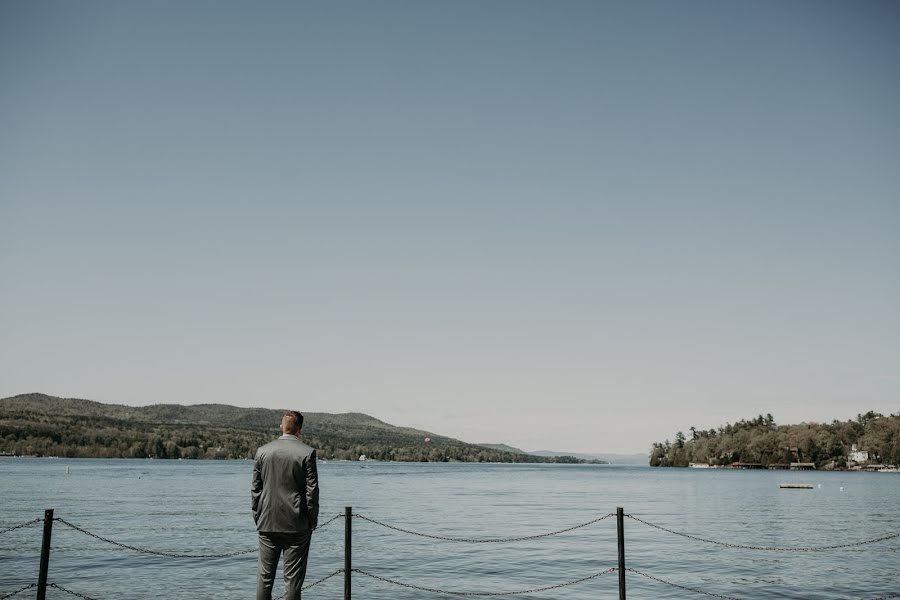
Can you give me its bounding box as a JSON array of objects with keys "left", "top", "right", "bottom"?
[
  {"left": 54, "top": 518, "right": 257, "bottom": 558},
  {"left": 626, "top": 515, "right": 900, "bottom": 551},
  {"left": 7, "top": 514, "right": 344, "bottom": 560},
  {"left": 626, "top": 568, "right": 746, "bottom": 600},
  {"left": 352, "top": 566, "right": 618, "bottom": 596},
  {"left": 316, "top": 513, "right": 344, "bottom": 530},
  {"left": 52, "top": 514, "right": 344, "bottom": 556},
  {"left": 5, "top": 509, "right": 895, "bottom": 600},
  {"left": 273, "top": 569, "right": 344, "bottom": 599},
  {"left": 627, "top": 568, "right": 900, "bottom": 600},
  {"left": 0, "top": 584, "right": 36, "bottom": 600},
  {"left": 47, "top": 571, "right": 343, "bottom": 600},
  {"left": 301, "top": 568, "right": 344, "bottom": 590},
  {"left": 0, "top": 518, "right": 43, "bottom": 536},
  {"left": 353, "top": 512, "right": 615, "bottom": 543},
  {"left": 53, "top": 512, "right": 343, "bottom": 559},
  {"left": 23, "top": 570, "right": 900, "bottom": 600},
  {"left": 47, "top": 583, "right": 101, "bottom": 600}
]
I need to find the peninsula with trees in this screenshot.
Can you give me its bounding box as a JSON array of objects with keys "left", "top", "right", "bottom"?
[
  {"left": 0, "top": 393, "right": 600, "bottom": 464},
  {"left": 650, "top": 412, "right": 900, "bottom": 470}
]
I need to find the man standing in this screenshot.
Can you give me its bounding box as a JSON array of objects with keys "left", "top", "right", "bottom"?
[{"left": 252, "top": 411, "right": 320, "bottom": 600}]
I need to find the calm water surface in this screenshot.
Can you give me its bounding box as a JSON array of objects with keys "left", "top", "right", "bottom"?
[{"left": 1, "top": 459, "right": 898, "bottom": 599}]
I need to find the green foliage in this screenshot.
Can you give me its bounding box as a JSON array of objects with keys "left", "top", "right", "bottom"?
[
  {"left": 649, "top": 412, "right": 900, "bottom": 468},
  {"left": 477, "top": 443, "right": 527, "bottom": 454},
  {"left": 0, "top": 393, "right": 587, "bottom": 464}
]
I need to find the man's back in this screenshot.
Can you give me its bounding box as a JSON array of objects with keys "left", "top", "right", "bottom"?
[
  {"left": 253, "top": 412, "right": 319, "bottom": 600},
  {"left": 252, "top": 435, "right": 319, "bottom": 533}
]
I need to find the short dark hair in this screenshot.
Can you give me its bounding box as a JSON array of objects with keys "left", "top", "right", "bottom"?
[{"left": 283, "top": 410, "right": 304, "bottom": 430}]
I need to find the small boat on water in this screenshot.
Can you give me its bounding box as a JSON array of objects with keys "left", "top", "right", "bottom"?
[{"left": 780, "top": 483, "right": 815, "bottom": 489}]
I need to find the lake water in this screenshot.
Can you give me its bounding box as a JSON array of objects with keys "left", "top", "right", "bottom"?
[{"left": 1, "top": 459, "right": 898, "bottom": 599}]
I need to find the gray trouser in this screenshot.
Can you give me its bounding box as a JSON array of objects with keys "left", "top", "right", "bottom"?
[{"left": 257, "top": 531, "right": 313, "bottom": 600}]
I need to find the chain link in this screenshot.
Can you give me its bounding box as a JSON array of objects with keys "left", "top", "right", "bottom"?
[
  {"left": 5, "top": 509, "right": 895, "bottom": 600},
  {"left": 47, "top": 572, "right": 344, "bottom": 600},
  {"left": 301, "top": 568, "right": 344, "bottom": 591},
  {"left": 53, "top": 512, "right": 343, "bottom": 559},
  {"left": 625, "top": 515, "right": 900, "bottom": 552},
  {"left": 0, "top": 518, "right": 43, "bottom": 536},
  {"left": 353, "top": 512, "right": 614, "bottom": 543},
  {"left": 627, "top": 568, "right": 900, "bottom": 600},
  {"left": 316, "top": 513, "right": 344, "bottom": 530},
  {"left": 0, "top": 584, "right": 37, "bottom": 600},
  {"left": 352, "top": 566, "right": 618, "bottom": 596},
  {"left": 626, "top": 568, "right": 746, "bottom": 600},
  {"left": 54, "top": 518, "right": 257, "bottom": 558},
  {"left": 273, "top": 569, "right": 344, "bottom": 599},
  {"left": 47, "top": 583, "right": 101, "bottom": 600}
]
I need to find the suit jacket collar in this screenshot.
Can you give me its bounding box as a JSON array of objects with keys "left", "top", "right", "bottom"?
[{"left": 280, "top": 434, "right": 299, "bottom": 440}]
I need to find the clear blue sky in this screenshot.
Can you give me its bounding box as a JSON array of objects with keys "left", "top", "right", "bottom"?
[{"left": 1, "top": 1, "right": 898, "bottom": 453}]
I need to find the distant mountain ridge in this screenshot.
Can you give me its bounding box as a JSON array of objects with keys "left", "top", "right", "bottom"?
[
  {"left": 478, "top": 443, "right": 626, "bottom": 464},
  {"left": 529, "top": 450, "right": 648, "bottom": 465},
  {"left": 0, "top": 393, "right": 592, "bottom": 464},
  {"left": 3, "top": 393, "right": 412, "bottom": 433}
]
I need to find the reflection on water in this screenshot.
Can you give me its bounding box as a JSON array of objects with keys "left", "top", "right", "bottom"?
[{"left": 1, "top": 459, "right": 898, "bottom": 599}]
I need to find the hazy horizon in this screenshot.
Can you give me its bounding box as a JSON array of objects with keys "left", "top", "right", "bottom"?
[{"left": 2, "top": 1, "right": 898, "bottom": 454}]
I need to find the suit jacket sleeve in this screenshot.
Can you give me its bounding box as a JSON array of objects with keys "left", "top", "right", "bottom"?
[
  {"left": 251, "top": 451, "right": 262, "bottom": 523},
  {"left": 305, "top": 449, "right": 320, "bottom": 529}
]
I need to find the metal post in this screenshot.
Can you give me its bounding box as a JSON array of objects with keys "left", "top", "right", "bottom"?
[
  {"left": 344, "top": 506, "right": 352, "bottom": 600},
  {"left": 617, "top": 506, "right": 626, "bottom": 600},
  {"left": 37, "top": 509, "right": 54, "bottom": 600}
]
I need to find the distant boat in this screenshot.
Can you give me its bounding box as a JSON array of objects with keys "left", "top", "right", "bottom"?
[
  {"left": 359, "top": 454, "right": 367, "bottom": 461},
  {"left": 689, "top": 463, "right": 710, "bottom": 468}
]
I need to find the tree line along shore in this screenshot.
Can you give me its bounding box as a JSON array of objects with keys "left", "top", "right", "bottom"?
[
  {"left": 7, "top": 395, "right": 893, "bottom": 469},
  {"left": 0, "top": 393, "right": 599, "bottom": 464},
  {"left": 650, "top": 411, "right": 900, "bottom": 470}
]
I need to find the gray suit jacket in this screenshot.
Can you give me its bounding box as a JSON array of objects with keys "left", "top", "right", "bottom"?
[{"left": 252, "top": 434, "right": 319, "bottom": 533}]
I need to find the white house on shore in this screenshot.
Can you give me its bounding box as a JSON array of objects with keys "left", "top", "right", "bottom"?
[{"left": 849, "top": 444, "right": 869, "bottom": 464}]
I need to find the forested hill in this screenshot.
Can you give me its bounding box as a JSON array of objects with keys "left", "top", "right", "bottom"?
[
  {"left": 0, "top": 393, "right": 580, "bottom": 463},
  {"left": 650, "top": 412, "right": 900, "bottom": 469}
]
